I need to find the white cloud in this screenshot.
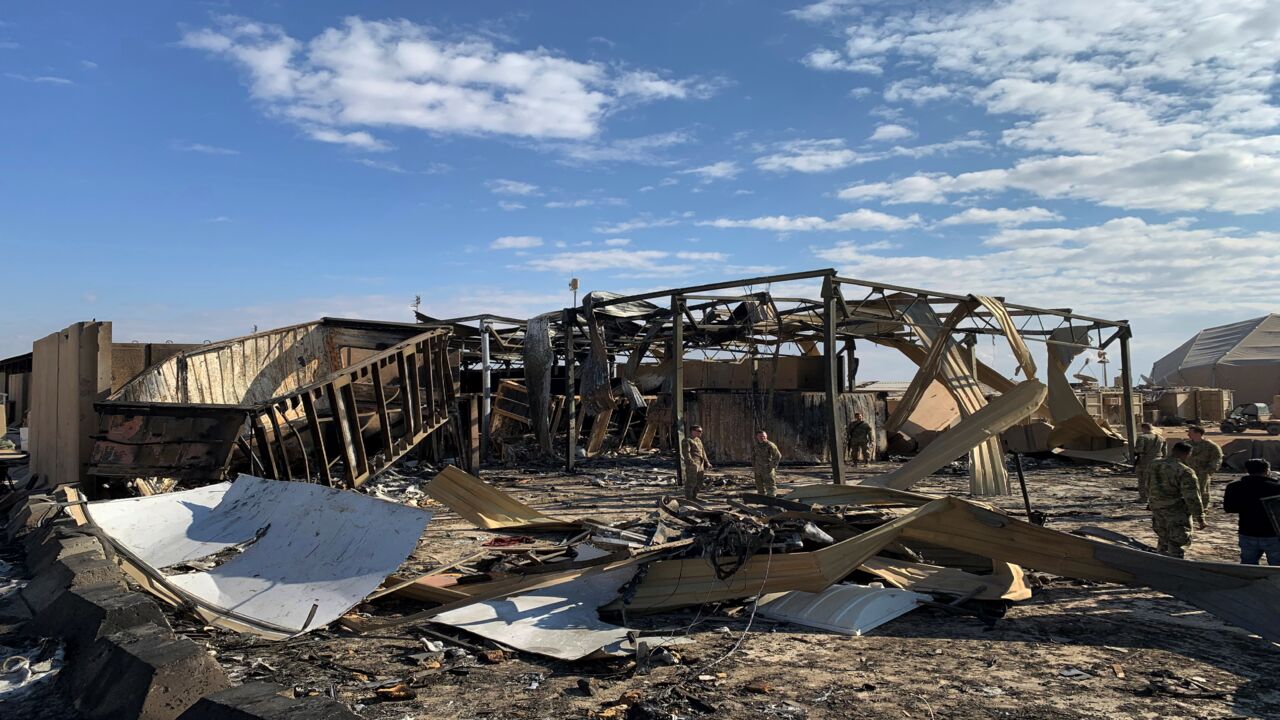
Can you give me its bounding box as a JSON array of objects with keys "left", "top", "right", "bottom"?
[
  {"left": 868, "top": 124, "right": 914, "bottom": 142},
  {"left": 175, "top": 142, "right": 240, "bottom": 155},
  {"left": 487, "top": 179, "right": 540, "bottom": 196},
  {"left": 545, "top": 197, "right": 626, "bottom": 209},
  {"left": 182, "top": 16, "right": 706, "bottom": 151},
  {"left": 354, "top": 158, "right": 449, "bottom": 174},
  {"left": 802, "top": 48, "right": 882, "bottom": 74},
  {"left": 789, "top": 0, "right": 859, "bottom": 22},
  {"left": 936, "top": 207, "right": 1063, "bottom": 227},
  {"left": 594, "top": 216, "right": 681, "bottom": 234},
  {"left": 498, "top": 201, "right": 526, "bottom": 211},
  {"left": 491, "top": 235, "right": 543, "bottom": 250},
  {"left": 603, "top": 238, "right": 631, "bottom": 246},
  {"left": 798, "top": 1, "right": 1280, "bottom": 214},
  {"left": 700, "top": 208, "right": 920, "bottom": 232},
  {"left": 678, "top": 160, "right": 740, "bottom": 182},
  {"left": 755, "top": 138, "right": 865, "bottom": 173},
  {"left": 522, "top": 248, "right": 677, "bottom": 273},
  {"left": 80, "top": 60, "right": 98, "bottom": 69},
  {"left": 883, "top": 80, "right": 955, "bottom": 105},
  {"left": 308, "top": 128, "right": 390, "bottom": 151},
  {"left": 676, "top": 251, "right": 727, "bottom": 261},
  {"left": 755, "top": 136, "right": 984, "bottom": 174},
  {"left": 544, "top": 130, "right": 694, "bottom": 166},
  {"left": 5, "top": 73, "right": 74, "bottom": 85}
]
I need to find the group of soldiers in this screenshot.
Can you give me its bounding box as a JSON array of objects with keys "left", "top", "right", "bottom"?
[
  {"left": 679, "top": 413, "right": 1275, "bottom": 566},
  {"left": 1133, "top": 423, "right": 1223, "bottom": 558},
  {"left": 678, "top": 412, "right": 876, "bottom": 501}
]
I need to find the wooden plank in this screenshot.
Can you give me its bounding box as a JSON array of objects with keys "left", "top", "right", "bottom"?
[
  {"left": 250, "top": 416, "right": 278, "bottom": 479},
  {"left": 300, "top": 391, "right": 332, "bottom": 485},
  {"left": 340, "top": 381, "right": 370, "bottom": 484},
  {"left": 265, "top": 407, "right": 293, "bottom": 481},
  {"left": 585, "top": 405, "right": 614, "bottom": 456},
  {"left": 426, "top": 465, "right": 582, "bottom": 531},
  {"left": 371, "top": 361, "right": 395, "bottom": 456},
  {"left": 326, "top": 380, "right": 359, "bottom": 486}
]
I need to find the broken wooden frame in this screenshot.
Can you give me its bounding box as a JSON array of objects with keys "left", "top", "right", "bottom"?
[
  {"left": 90, "top": 318, "right": 456, "bottom": 490},
  {"left": 362, "top": 464, "right": 1280, "bottom": 646}
]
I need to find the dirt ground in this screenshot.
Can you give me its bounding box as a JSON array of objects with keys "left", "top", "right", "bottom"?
[{"left": 141, "top": 453, "right": 1280, "bottom": 720}]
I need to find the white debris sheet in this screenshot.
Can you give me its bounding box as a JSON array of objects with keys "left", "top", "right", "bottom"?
[
  {"left": 431, "top": 568, "right": 640, "bottom": 661},
  {"left": 0, "top": 643, "right": 63, "bottom": 700},
  {"left": 85, "top": 475, "right": 432, "bottom": 638},
  {"left": 758, "top": 583, "right": 927, "bottom": 636}
]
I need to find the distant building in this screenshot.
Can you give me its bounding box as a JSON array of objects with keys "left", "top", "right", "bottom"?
[{"left": 1150, "top": 314, "right": 1280, "bottom": 405}]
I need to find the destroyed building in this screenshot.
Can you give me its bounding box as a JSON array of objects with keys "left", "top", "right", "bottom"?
[{"left": 3, "top": 268, "right": 1277, "bottom": 720}]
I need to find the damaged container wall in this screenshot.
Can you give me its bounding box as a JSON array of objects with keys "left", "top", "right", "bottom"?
[
  {"left": 112, "top": 322, "right": 341, "bottom": 405},
  {"left": 685, "top": 390, "right": 878, "bottom": 463},
  {"left": 108, "top": 342, "right": 202, "bottom": 394},
  {"left": 90, "top": 319, "right": 456, "bottom": 489}
]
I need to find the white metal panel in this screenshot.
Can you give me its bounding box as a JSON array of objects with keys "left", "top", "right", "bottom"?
[
  {"left": 432, "top": 568, "right": 638, "bottom": 660},
  {"left": 758, "top": 583, "right": 926, "bottom": 636},
  {"left": 87, "top": 475, "right": 431, "bottom": 637}
]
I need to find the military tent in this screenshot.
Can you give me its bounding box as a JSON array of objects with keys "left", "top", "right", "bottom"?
[{"left": 1149, "top": 314, "right": 1280, "bottom": 404}]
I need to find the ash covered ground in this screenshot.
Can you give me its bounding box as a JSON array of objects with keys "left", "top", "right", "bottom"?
[{"left": 141, "top": 454, "right": 1280, "bottom": 720}]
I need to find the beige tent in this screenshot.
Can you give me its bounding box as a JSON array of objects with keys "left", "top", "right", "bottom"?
[{"left": 1150, "top": 314, "right": 1280, "bottom": 404}]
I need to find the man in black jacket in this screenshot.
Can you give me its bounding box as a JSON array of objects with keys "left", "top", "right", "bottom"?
[{"left": 1223, "top": 458, "right": 1280, "bottom": 565}]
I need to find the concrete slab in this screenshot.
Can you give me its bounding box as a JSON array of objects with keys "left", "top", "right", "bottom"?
[
  {"left": 27, "top": 584, "right": 171, "bottom": 653},
  {"left": 20, "top": 552, "right": 125, "bottom": 614},
  {"left": 69, "top": 624, "right": 230, "bottom": 720},
  {"left": 21, "top": 516, "right": 80, "bottom": 556},
  {"left": 177, "top": 682, "right": 361, "bottom": 720},
  {"left": 27, "top": 533, "right": 106, "bottom": 574}
]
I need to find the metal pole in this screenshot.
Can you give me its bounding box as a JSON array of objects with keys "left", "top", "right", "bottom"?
[
  {"left": 823, "top": 278, "right": 846, "bottom": 485},
  {"left": 1119, "top": 327, "right": 1137, "bottom": 451},
  {"left": 480, "top": 321, "right": 491, "bottom": 463},
  {"left": 564, "top": 308, "right": 577, "bottom": 473},
  {"left": 671, "top": 295, "right": 686, "bottom": 488},
  {"left": 1012, "top": 452, "right": 1044, "bottom": 525}
]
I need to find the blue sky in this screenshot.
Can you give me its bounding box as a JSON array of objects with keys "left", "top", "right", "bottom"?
[{"left": 4, "top": 1, "right": 1280, "bottom": 379}]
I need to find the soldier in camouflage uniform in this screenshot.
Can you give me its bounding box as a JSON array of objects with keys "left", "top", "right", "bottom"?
[
  {"left": 681, "top": 425, "right": 711, "bottom": 501},
  {"left": 1147, "top": 442, "right": 1206, "bottom": 558},
  {"left": 1133, "top": 423, "right": 1166, "bottom": 503},
  {"left": 845, "top": 412, "right": 874, "bottom": 466},
  {"left": 751, "top": 430, "right": 783, "bottom": 496},
  {"left": 1186, "top": 425, "right": 1223, "bottom": 506}
]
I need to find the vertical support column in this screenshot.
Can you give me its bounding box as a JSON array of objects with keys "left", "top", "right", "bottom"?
[
  {"left": 844, "top": 339, "right": 858, "bottom": 388},
  {"left": 671, "top": 295, "right": 686, "bottom": 487},
  {"left": 563, "top": 308, "right": 577, "bottom": 473},
  {"left": 823, "top": 277, "right": 846, "bottom": 485},
  {"left": 480, "top": 321, "right": 491, "bottom": 463},
  {"left": 1119, "top": 326, "right": 1137, "bottom": 451}
]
